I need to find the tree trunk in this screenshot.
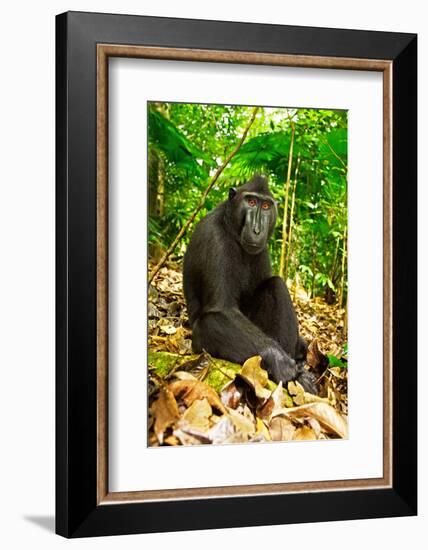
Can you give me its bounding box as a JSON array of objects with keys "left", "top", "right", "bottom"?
[
  {"left": 311, "top": 233, "right": 316, "bottom": 299},
  {"left": 338, "top": 225, "right": 348, "bottom": 308},
  {"left": 148, "top": 148, "right": 159, "bottom": 216},
  {"left": 285, "top": 154, "right": 300, "bottom": 279},
  {"left": 329, "top": 236, "right": 340, "bottom": 284},
  {"left": 148, "top": 103, "right": 171, "bottom": 218},
  {"left": 293, "top": 270, "right": 298, "bottom": 302},
  {"left": 157, "top": 156, "right": 165, "bottom": 217},
  {"left": 279, "top": 121, "right": 295, "bottom": 279},
  {"left": 148, "top": 148, "right": 165, "bottom": 217}
]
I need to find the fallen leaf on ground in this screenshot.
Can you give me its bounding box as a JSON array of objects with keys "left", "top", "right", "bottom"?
[
  {"left": 151, "top": 386, "right": 180, "bottom": 444},
  {"left": 157, "top": 318, "right": 178, "bottom": 335},
  {"left": 275, "top": 402, "right": 348, "bottom": 439},
  {"left": 180, "top": 398, "right": 212, "bottom": 432},
  {"left": 288, "top": 380, "right": 306, "bottom": 405},
  {"left": 174, "top": 352, "right": 211, "bottom": 378},
  {"left": 169, "top": 379, "right": 227, "bottom": 414},
  {"left": 269, "top": 416, "right": 296, "bottom": 441},
  {"left": 302, "top": 392, "right": 331, "bottom": 405},
  {"left": 164, "top": 435, "right": 180, "bottom": 446},
  {"left": 173, "top": 428, "right": 211, "bottom": 445},
  {"left": 221, "top": 380, "right": 244, "bottom": 409},
  {"left": 256, "top": 418, "right": 271, "bottom": 441},
  {"left": 293, "top": 424, "right": 317, "bottom": 440},
  {"left": 227, "top": 407, "right": 255, "bottom": 436},
  {"left": 306, "top": 417, "right": 322, "bottom": 438},
  {"left": 206, "top": 416, "right": 236, "bottom": 444},
  {"left": 306, "top": 339, "right": 329, "bottom": 376},
  {"left": 238, "top": 356, "right": 271, "bottom": 400},
  {"left": 258, "top": 382, "right": 285, "bottom": 420},
  {"left": 165, "top": 326, "right": 192, "bottom": 354}
]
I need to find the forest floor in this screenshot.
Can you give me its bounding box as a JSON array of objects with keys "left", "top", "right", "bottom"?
[{"left": 148, "top": 261, "right": 348, "bottom": 447}]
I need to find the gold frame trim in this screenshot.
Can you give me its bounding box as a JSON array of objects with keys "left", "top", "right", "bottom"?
[{"left": 96, "top": 44, "right": 393, "bottom": 505}]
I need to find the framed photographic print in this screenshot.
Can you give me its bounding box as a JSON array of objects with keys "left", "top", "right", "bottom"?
[{"left": 56, "top": 11, "right": 417, "bottom": 538}]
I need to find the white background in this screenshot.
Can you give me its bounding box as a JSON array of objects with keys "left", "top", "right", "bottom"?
[
  {"left": 0, "top": 1, "right": 425, "bottom": 548},
  {"left": 109, "top": 59, "right": 383, "bottom": 491}
]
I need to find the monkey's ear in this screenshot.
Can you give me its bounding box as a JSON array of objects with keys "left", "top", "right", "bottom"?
[{"left": 228, "top": 187, "right": 237, "bottom": 200}]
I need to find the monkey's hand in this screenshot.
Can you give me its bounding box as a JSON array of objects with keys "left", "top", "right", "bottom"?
[
  {"left": 260, "top": 347, "right": 318, "bottom": 395},
  {"left": 295, "top": 366, "right": 318, "bottom": 395}
]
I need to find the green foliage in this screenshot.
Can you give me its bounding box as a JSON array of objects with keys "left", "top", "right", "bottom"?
[
  {"left": 148, "top": 102, "right": 348, "bottom": 304},
  {"left": 148, "top": 216, "right": 164, "bottom": 246},
  {"left": 148, "top": 107, "right": 211, "bottom": 178},
  {"left": 327, "top": 354, "right": 347, "bottom": 369}
]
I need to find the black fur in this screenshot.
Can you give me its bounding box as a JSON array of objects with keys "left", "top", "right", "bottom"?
[{"left": 183, "top": 175, "right": 317, "bottom": 394}]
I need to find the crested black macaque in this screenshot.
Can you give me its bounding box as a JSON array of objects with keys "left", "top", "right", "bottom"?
[{"left": 183, "top": 175, "right": 317, "bottom": 394}]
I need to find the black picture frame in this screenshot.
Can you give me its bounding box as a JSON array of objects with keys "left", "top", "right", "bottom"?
[{"left": 56, "top": 11, "right": 417, "bottom": 538}]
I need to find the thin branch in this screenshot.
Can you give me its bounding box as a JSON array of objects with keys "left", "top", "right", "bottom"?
[
  {"left": 323, "top": 137, "right": 347, "bottom": 171},
  {"left": 148, "top": 107, "right": 259, "bottom": 285}
]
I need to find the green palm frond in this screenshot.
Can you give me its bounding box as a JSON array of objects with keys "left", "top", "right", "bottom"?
[{"left": 148, "top": 108, "right": 213, "bottom": 178}]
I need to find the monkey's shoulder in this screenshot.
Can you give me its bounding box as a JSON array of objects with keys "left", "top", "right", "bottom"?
[{"left": 189, "top": 204, "right": 228, "bottom": 242}]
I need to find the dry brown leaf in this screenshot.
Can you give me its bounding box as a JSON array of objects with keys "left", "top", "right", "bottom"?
[
  {"left": 269, "top": 416, "right": 296, "bottom": 441},
  {"left": 293, "top": 425, "right": 317, "bottom": 440},
  {"left": 258, "top": 381, "right": 285, "bottom": 420},
  {"left": 148, "top": 432, "right": 159, "bottom": 447},
  {"left": 157, "top": 318, "right": 178, "bottom": 335},
  {"left": 276, "top": 402, "right": 348, "bottom": 439},
  {"left": 165, "top": 326, "right": 192, "bottom": 355},
  {"left": 173, "top": 428, "right": 210, "bottom": 445},
  {"left": 169, "top": 379, "right": 227, "bottom": 414},
  {"left": 256, "top": 418, "right": 272, "bottom": 441},
  {"left": 207, "top": 416, "right": 236, "bottom": 444},
  {"left": 148, "top": 302, "right": 161, "bottom": 319},
  {"left": 220, "top": 380, "right": 244, "bottom": 409},
  {"left": 257, "top": 398, "right": 274, "bottom": 420},
  {"left": 238, "top": 356, "right": 271, "bottom": 400},
  {"left": 181, "top": 398, "right": 212, "bottom": 432},
  {"left": 241, "top": 404, "right": 256, "bottom": 424},
  {"left": 329, "top": 367, "right": 345, "bottom": 379},
  {"left": 172, "top": 371, "right": 198, "bottom": 381},
  {"left": 174, "top": 352, "right": 211, "bottom": 379},
  {"left": 288, "top": 380, "right": 306, "bottom": 405},
  {"left": 177, "top": 339, "right": 193, "bottom": 355},
  {"left": 327, "top": 386, "right": 338, "bottom": 407},
  {"left": 163, "top": 435, "right": 180, "bottom": 446},
  {"left": 227, "top": 407, "right": 255, "bottom": 436},
  {"left": 151, "top": 386, "right": 180, "bottom": 444},
  {"left": 306, "top": 417, "right": 322, "bottom": 438},
  {"left": 306, "top": 339, "right": 329, "bottom": 373},
  {"left": 302, "top": 392, "right": 331, "bottom": 405}
]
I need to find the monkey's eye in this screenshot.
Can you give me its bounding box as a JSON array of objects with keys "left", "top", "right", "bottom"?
[
  {"left": 262, "top": 202, "right": 271, "bottom": 210},
  {"left": 247, "top": 198, "right": 257, "bottom": 207}
]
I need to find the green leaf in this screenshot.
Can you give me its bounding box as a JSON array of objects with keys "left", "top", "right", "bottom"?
[
  {"left": 148, "top": 108, "right": 211, "bottom": 177},
  {"left": 319, "top": 128, "right": 347, "bottom": 171},
  {"left": 299, "top": 265, "right": 313, "bottom": 277},
  {"left": 327, "top": 354, "right": 347, "bottom": 368}
]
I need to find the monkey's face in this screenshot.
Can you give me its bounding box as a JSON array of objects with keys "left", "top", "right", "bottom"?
[{"left": 236, "top": 192, "right": 277, "bottom": 255}]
